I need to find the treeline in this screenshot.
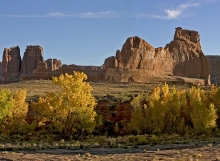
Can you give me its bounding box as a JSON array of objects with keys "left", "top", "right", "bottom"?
[
  {"left": 129, "top": 84, "right": 219, "bottom": 135},
  {"left": 0, "top": 72, "right": 220, "bottom": 140}
]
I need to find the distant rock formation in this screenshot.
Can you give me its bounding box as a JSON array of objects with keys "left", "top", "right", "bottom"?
[
  {"left": 103, "top": 27, "right": 210, "bottom": 85},
  {"left": 20, "top": 45, "right": 43, "bottom": 77},
  {"left": 2, "top": 46, "right": 21, "bottom": 83},
  {"left": 45, "top": 59, "right": 62, "bottom": 71},
  {"left": 0, "top": 27, "right": 215, "bottom": 86},
  {"left": 206, "top": 55, "right": 220, "bottom": 85},
  {"left": 32, "top": 61, "right": 104, "bottom": 82}
]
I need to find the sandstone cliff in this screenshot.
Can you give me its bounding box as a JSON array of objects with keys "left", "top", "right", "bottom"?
[
  {"left": 206, "top": 55, "right": 220, "bottom": 85},
  {"left": 20, "top": 45, "right": 43, "bottom": 77},
  {"left": 2, "top": 46, "right": 21, "bottom": 83},
  {"left": 103, "top": 27, "right": 210, "bottom": 85}
]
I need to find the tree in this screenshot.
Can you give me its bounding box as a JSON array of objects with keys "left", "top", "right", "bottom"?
[
  {"left": 189, "top": 87, "right": 217, "bottom": 134},
  {"left": 0, "top": 89, "right": 30, "bottom": 134},
  {"left": 130, "top": 94, "right": 147, "bottom": 134},
  {"left": 0, "top": 89, "right": 14, "bottom": 120},
  {"left": 6, "top": 90, "right": 29, "bottom": 134},
  {"left": 31, "top": 71, "right": 97, "bottom": 139}
]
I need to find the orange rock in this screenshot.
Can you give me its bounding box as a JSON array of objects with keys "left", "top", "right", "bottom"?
[{"left": 103, "top": 27, "right": 210, "bottom": 85}]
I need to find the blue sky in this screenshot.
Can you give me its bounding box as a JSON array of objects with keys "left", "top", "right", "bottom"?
[{"left": 0, "top": 0, "right": 219, "bottom": 65}]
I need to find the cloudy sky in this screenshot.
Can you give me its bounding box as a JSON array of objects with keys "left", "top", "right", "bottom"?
[{"left": 0, "top": 0, "right": 219, "bottom": 65}]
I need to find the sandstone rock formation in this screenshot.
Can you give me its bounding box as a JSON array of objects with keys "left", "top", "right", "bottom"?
[
  {"left": 32, "top": 61, "right": 104, "bottom": 82},
  {"left": 168, "top": 27, "right": 210, "bottom": 85},
  {"left": 0, "top": 27, "right": 213, "bottom": 86},
  {"left": 20, "top": 45, "right": 43, "bottom": 77},
  {"left": 2, "top": 46, "right": 21, "bottom": 83},
  {"left": 45, "top": 59, "right": 62, "bottom": 71},
  {"left": 206, "top": 55, "right": 220, "bottom": 85},
  {"left": 103, "top": 27, "right": 210, "bottom": 85}
]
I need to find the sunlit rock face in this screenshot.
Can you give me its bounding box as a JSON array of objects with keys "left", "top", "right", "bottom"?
[{"left": 103, "top": 27, "right": 210, "bottom": 85}]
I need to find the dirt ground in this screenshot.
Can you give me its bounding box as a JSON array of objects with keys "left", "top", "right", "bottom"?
[{"left": 0, "top": 143, "right": 219, "bottom": 161}]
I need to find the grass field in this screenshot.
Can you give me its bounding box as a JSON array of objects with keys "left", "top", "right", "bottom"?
[{"left": 0, "top": 80, "right": 192, "bottom": 99}]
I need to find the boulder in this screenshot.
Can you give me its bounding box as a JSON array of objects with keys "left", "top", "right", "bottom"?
[
  {"left": 20, "top": 45, "right": 43, "bottom": 77},
  {"left": 206, "top": 55, "right": 220, "bottom": 85},
  {"left": 103, "top": 27, "right": 210, "bottom": 85},
  {"left": 2, "top": 46, "right": 21, "bottom": 83}
]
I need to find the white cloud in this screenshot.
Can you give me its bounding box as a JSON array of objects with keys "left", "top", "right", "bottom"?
[
  {"left": 136, "top": 2, "right": 199, "bottom": 19},
  {"left": 48, "top": 12, "right": 65, "bottom": 17},
  {"left": 0, "top": 10, "right": 118, "bottom": 19}
]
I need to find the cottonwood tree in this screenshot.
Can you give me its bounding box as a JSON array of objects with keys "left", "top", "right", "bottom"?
[{"left": 32, "top": 71, "right": 97, "bottom": 139}]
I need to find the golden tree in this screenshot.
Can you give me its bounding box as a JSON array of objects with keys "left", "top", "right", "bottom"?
[
  {"left": 130, "top": 94, "right": 147, "bottom": 134},
  {"left": 0, "top": 90, "right": 29, "bottom": 134},
  {"left": 189, "top": 87, "right": 217, "bottom": 134},
  {"left": 0, "top": 89, "right": 14, "bottom": 121},
  {"left": 10, "top": 90, "right": 29, "bottom": 134},
  {"left": 32, "top": 71, "right": 97, "bottom": 139}
]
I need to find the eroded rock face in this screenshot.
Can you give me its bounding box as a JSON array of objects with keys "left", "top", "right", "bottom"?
[
  {"left": 2, "top": 46, "right": 21, "bottom": 83},
  {"left": 20, "top": 45, "right": 43, "bottom": 77},
  {"left": 103, "top": 27, "right": 210, "bottom": 85},
  {"left": 45, "top": 59, "right": 62, "bottom": 71},
  {"left": 206, "top": 55, "right": 220, "bottom": 85},
  {"left": 167, "top": 27, "right": 210, "bottom": 85}
]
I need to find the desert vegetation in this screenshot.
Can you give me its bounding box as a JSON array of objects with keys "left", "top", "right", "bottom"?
[{"left": 0, "top": 72, "right": 220, "bottom": 160}]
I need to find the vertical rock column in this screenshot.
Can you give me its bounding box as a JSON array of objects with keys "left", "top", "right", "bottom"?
[
  {"left": 20, "top": 45, "right": 43, "bottom": 77},
  {"left": 2, "top": 46, "right": 21, "bottom": 83}
]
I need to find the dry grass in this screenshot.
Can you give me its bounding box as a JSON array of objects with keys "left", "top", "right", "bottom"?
[
  {"left": 0, "top": 80, "right": 192, "bottom": 99},
  {"left": 0, "top": 80, "right": 62, "bottom": 98}
]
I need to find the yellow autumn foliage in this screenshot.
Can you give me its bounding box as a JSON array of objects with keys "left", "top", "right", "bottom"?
[
  {"left": 130, "top": 83, "right": 218, "bottom": 135},
  {"left": 0, "top": 90, "right": 29, "bottom": 134},
  {"left": 31, "top": 71, "right": 97, "bottom": 139}
]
